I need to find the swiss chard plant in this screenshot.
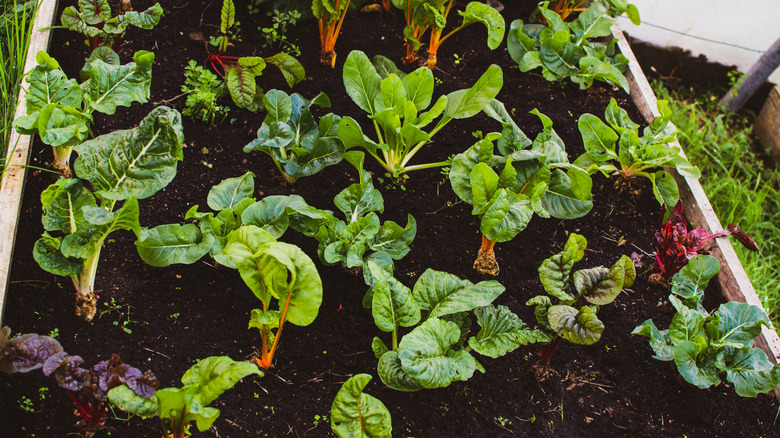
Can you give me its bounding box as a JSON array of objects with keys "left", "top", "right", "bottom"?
[
  {"left": 135, "top": 171, "right": 309, "bottom": 269},
  {"left": 222, "top": 226, "right": 323, "bottom": 369},
  {"left": 191, "top": 0, "right": 306, "bottom": 112},
  {"left": 60, "top": 0, "right": 163, "bottom": 55},
  {"left": 508, "top": 0, "right": 633, "bottom": 92},
  {"left": 543, "top": 0, "right": 640, "bottom": 23},
  {"left": 393, "top": 0, "right": 505, "bottom": 69},
  {"left": 526, "top": 233, "right": 635, "bottom": 364},
  {"left": 1, "top": 327, "right": 158, "bottom": 431},
  {"left": 289, "top": 151, "right": 417, "bottom": 274},
  {"left": 32, "top": 106, "right": 184, "bottom": 321},
  {"left": 364, "top": 264, "right": 550, "bottom": 391},
  {"left": 244, "top": 89, "right": 345, "bottom": 184},
  {"left": 633, "top": 255, "right": 780, "bottom": 397},
  {"left": 109, "top": 356, "right": 262, "bottom": 438},
  {"left": 449, "top": 101, "right": 593, "bottom": 275},
  {"left": 13, "top": 50, "right": 154, "bottom": 170},
  {"left": 338, "top": 50, "right": 503, "bottom": 176},
  {"left": 574, "top": 98, "right": 701, "bottom": 208},
  {"left": 312, "top": 0, "right": 352, "bottom": 68},
  {"left": 330, "top": 374, "right": 392, "bottom": 438},
  {"left": 653, "top": 201, "right": 758, "bottom": 279}
]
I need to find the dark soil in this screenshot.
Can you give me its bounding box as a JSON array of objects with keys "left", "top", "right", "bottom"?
[{"left": 1, "top": 1, "right": 778, "bottom": 437}]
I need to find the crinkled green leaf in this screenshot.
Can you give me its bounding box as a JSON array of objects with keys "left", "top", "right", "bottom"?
[
  {"left": 468, "top": 305, "right": 552, "bottom": 358},
  {"left": 73, "top": 106, "right": 184, "bottom": 201},
  {"left": 40, "top": 178, "right": 96, "bottom": 234},
  {"left": 136, "top": 223, "right": 215, "bottom": 267},
  {"left": 368, "top": 261, "right": 420, "bottom": 332},
  {"left": 548, "top": 305, "right": 604, "bottom": 345},
  {"left": 330, "top": 374, "right": 392, "bottom": 438},
  {"left": 412, "top": 269, "right": 504, "bottom": 319},
  {"left": 398, "top": 318, "right": 476, "bottom": 389},
  {"left": 33, "top": 233, "right": 83, "bottom": 277},
  {"left": 538, "top": 233, "right": 587, "bottom": 301},
  {"left": 377, "top": 350, "right": 423, "bottom": 392},
  {"left": 84, "top": 50, "right": 154, "bottom": 115},
  {"left": 208, "top": 172, "right": 256, "bottom": 211},
  {"left": 705, "top": 301, "right": 770, "bottom": 349},
  {"left": 716, "top": 347, "right": 780, "bottom": 397},
  {"left": 674, "top": 338, "right": 721, "bottom": 389}
]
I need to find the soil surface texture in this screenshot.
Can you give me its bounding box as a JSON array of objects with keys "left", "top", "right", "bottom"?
[{"left": 1, "top": 1, "right": 777, "bottom": 437}]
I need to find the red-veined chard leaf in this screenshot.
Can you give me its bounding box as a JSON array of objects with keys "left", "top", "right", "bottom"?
[{"left": 548, "top": 305, "right": 604, "bottom": 345}]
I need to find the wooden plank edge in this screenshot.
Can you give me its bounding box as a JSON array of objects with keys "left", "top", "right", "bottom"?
[
  {"left": 0, "top": 0, "right": 59, "bottom": 326},
  {"left": 614, "top": 25, "right": 780, "bottom": 401}
]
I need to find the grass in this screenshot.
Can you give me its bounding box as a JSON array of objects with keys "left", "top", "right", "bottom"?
[
  {"left": 654, "top": 81, "right": 780, "bottom": 327},
  {"left": 0, "top": 0, "right": 40, "bottom": 173}
]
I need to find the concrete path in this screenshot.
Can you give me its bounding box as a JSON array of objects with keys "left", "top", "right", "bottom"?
[{"left": 616, "top": 0, "right": 780, "bottom": 85}]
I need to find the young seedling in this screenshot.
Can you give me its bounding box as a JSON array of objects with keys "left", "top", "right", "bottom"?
[{"left": 526, "top": 233, "right": 635, "bottom": 365}]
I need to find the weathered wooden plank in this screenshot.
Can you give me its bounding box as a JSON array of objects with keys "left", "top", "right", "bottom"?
[
  {"left": 614, "top": 26, "right": 780, "bottom": 401},
  {"left": 0, "top": 0, "right": 60, "bottom": 325},
  {"left": 755, "top": 86, "right": 780, "bottom": 164}
]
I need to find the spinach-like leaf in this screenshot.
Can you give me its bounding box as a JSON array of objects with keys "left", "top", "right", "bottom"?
[
  {"left": 330, "top": 374, "right": 392, "bottom": 438},
  {"left": 634, "top": 255, "right": 780, "bottom": 396}
]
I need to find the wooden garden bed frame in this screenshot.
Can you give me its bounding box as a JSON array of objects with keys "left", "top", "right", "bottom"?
[{"left": 1, "top": 0, "right": 778, "bottom": 400}]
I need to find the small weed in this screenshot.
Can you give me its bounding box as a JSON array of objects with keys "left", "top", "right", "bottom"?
[
  {"left": 17, "top": 396, "right": 34, "bottom": 413},
  {"left": 261, "top": 9, "right": 301, "bottom": 56},
  {"left": 453, "top": 53, "right": 463, "bottom": 65},
  {"left": 313, "top": 414, "right": 328, "bottom": 426},
  {"left": 494, "top": 416, "right": 512, "bottom": 427},
  {"left": 264, "top": 405, "right": 275, "bottom": 414},
  {"left": 48, "top": 328, "right": 59, "bottom": 338},
  {"left": 101, "top": 297, "right": 142, "bottom": 334}
]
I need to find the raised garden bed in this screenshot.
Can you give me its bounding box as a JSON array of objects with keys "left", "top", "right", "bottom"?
[{"left": 1, "top": 1, "right": 778, "bottom": 437}]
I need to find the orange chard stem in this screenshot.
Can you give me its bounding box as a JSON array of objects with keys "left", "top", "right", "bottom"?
[
  {"left": 318, "top": 17, "right": 326, "bottom": 49},
  {"left": 259, "top": 289, "right": 294, "bottom": 369},
  {"left": 328, "top": 0, "right": 351, "bottom": 52},
  {"left": 481, "top": 234, "right": 496, "bottom": 254}
]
